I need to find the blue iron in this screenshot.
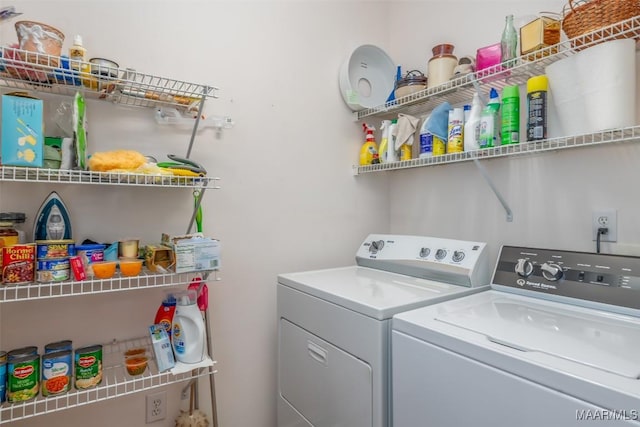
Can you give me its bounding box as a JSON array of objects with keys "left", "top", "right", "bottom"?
[{"left": 33, "top": 191, "right": 72, "bottom": 241}]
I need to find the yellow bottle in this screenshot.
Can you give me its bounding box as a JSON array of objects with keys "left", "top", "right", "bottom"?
[
  {"left": 359, "top": 124, "right": 379, "bottom": 166},
  {"left": 69, "top": 35, "right": 90, "bottom": 87}
]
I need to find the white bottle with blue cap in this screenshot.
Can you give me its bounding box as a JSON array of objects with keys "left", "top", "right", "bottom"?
[{"left": 171, "top": 289, "right": 208, "bottom": 364}]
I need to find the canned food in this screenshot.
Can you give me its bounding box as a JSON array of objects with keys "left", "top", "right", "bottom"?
[
  {"left": 0, "top": 359, "right": 6, "bottom": 403},
  {"left": 2, "top": 244, "right": 36, "bottom": 284},
  {"left": 36, "top": 240, "right": 76, "bottom": 260},
  {"left": 76, "top": 244, "right": 106, "bottom": 278},
  {"left": 0, "top": 350, "right": 7, "bottom": 363},
  {"left": 7, "top": 353, "right": 39, "bottom": 403},
  {"left": 41, "top": 350, "right": 72, "bottom": 396},
  {"left": 36, "top": 258, "right": 71, "bottom": 283},
  {"left": 8, "top": 346, "right": 38, "bottom": 361},
  {"left": 75, "top": 345, "right": 103, "bottom": 390},
  {"left": 45, "top": 340, "right": 73, "bottom": 354}
]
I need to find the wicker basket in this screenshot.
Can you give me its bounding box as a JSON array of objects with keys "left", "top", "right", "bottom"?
[
  {"left": 562, "top": 0, "right": 640, "bottom": 49},
  {"left": 14, "top": 20, "right": 65, "bottom": 68}
]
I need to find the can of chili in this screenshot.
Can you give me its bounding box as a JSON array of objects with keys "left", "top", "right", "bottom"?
[{"left": 2, "top": 244, "right": 36, "bottom": 285}]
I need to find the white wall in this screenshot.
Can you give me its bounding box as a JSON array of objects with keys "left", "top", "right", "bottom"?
[{"left": 0, "top": 1, "right": 390, "bottom": 426}]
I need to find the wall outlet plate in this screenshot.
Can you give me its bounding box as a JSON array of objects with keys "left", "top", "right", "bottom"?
[
  {"left": 592, "top": 209, "right": 617, "bottom": 242},
  {"left": 146, "top": 391, "right": 167, "bottom": 423}
]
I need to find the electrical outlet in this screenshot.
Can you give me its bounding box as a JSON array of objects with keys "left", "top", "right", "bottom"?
[
  {"left": 592, "top": 209, "right": 617, "bottom": 242},
  {"left": 146, "top": 391, "right": 167, "bottom": 423}
]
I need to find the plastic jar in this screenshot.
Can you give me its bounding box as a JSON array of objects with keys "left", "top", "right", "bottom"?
[{"left": 0, "top": 222, "right": 19, "bottom": 247}]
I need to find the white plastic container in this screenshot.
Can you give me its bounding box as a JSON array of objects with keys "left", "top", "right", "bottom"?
[
  {"left": 464, "top": 93, "right": 483, "bottom": 151},
  {"left": 172, "top": 290, "right": 208, "bottom": 364}
]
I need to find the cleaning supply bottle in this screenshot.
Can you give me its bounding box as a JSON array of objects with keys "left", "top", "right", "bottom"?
[
  {"left": 378, "top": 120, "right": 397, "bottom": 163},
  {"left": 447, "top": 107, "right": 464, "bottom": 153},
  {"left": 501, "top": 14, "right": 518, "bottom": 67},
  {"left": 359, "top": 123, "right": 378, "bottom": 166},
  {"left": 69, "top": 35, "right": 87, "bottom": 86},
  {"left": 172, "top": 290, "right": 208, "bottom": 364},
  {"left": 501, "top": 85, "right": 520, "bottom": 145},
  {"left": 479, "top": 88, "right": 501, "bottom": 148},
  {"left": 464, "top": 93, "right": 483, "bottom": 152},
  {"left": 527, "top": 75, "right": 548, "bottom": 142},
  {"left": 154, "top": 295, "right": 177, "bottom": 338},
  {"left": 387, "top": 119, "right": 398, "bottom": 162},
  {"left": 395, "top": 119, "right": 411, "bottom": 161}
]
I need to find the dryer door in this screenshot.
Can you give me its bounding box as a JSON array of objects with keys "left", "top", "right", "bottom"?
[{"left": 279, "top": 318, "right": 373, "bottom": 427}]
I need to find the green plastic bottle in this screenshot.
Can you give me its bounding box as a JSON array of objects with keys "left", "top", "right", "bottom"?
[{"left": 501, "top": 85, "right": 520, "bottom": 145}]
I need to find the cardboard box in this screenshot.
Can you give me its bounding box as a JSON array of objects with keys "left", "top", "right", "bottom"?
[
  {"left": 1, "top": 94, "right": 44, "bottom": 167},
  {"left": 143, "top": 244, "right": 175, "bottom": 273},
  {"left": 149, "top": 324, "right": 175, "bottom": 372},
  {"left": 172, "top": 236, "right": 220, "bottom": 274}
]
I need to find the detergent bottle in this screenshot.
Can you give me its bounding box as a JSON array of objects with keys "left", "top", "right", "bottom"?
[
  {"left": 172, "top": 289, "right": 208, "bottom": 364},
  {"left": 359, "top": 123, "right": 378, "bottom": 166},
  {"left": 154, "top": 295, "right": 177, "bottom": 338}
]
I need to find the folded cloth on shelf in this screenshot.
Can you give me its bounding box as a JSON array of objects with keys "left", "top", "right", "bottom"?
[
  {"left": 425, "top": 101, "right": 452, "bottom": 141},
  {"left": 393, "top": 113, "right": 420, "bottom": 150}
]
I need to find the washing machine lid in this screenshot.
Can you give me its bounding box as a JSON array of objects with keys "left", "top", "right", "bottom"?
[
  {"left": 394, "top": 290, "right": 640, "bottom": 379},
  {"left": 278, "top": 266, "right": 486, "bottom": 321}
]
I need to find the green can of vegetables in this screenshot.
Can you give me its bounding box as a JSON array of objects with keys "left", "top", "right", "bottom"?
[
  {"left": 74, "top": 345, "right": 103, "bottom": 390},
  {"left": 7, "top": 353, "right": 40, "bottom": 403}
]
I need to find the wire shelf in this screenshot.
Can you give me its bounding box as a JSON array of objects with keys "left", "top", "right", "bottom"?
[
  {"left": 0, "top": 335, "right": 216, "bottom": 423},
  {"left": 0, "top": 270, "right": 220, "bottom": 303},
  {"left": 357, "top": 126, "right": 640, "bottom": 174},
  {"left": 0, "top": 46, "right": 217, "bottom": 111},
  {"left": 0, "top": 166, "right": 220, "bottom": 189},
  {"left": 355, "top": 15, "right": 640, "bottom": 121}
]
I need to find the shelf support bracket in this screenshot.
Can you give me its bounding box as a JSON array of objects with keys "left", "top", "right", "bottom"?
[
  {"left": 185, "top": 86, "right": 210, "bottom": 159},
  {"left": 473, "top": 159, "right": 513, "bottom": 222}
]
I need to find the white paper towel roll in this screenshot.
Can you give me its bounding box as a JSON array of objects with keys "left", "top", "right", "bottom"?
[{"left": 546, "top": 38, "right": 636, "bottom": 136}]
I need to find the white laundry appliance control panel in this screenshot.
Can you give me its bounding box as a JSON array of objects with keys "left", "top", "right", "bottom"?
[
  {"left": 494, "top": 245, "right": 640, "bottom": 311},
  {"left": 355, "top": 234, "right": 491, "bottom": 287}
]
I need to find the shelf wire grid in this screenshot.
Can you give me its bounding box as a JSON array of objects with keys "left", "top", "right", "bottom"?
[
  {"left": 357, "top": 126, "right": 640, "bottom": 174},
  {"left": 0, "top": 166, "right": 221, "bottom": 189},
  {"left": 0, "top": 336, "right": 216, "bottom": 423},
  {"left": 0, "top": 46, "right": 217, "bottom": 111},
  {"left": 355, "top": 15, "right": 640, "bottom": 121},
  {"left": 0, "top": 270, "right": 220, "bottom": 303}
]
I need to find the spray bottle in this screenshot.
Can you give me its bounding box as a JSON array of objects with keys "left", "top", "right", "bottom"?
[
  {"left": 359, "top": 123, "right": 379, "bottom": 166},
  {"left": 172, "top": 289, "right": 208, "bottom": 364},
  {"left": 479, "top": 88, "right": 501, "bottom": 148},
  {"left": 464, "top": 93, "right": 484, "bottom": 151},
  {"left": 378, "top": 120, "right": 392, "bottom": 163}
]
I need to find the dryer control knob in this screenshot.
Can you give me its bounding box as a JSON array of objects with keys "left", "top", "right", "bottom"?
[
  {"left": 435, "top": 249, "right": 447, "bottom": 260},
  {"left": 369, "top": 240, "right": 385, "bottom": 254},
  {"left": 541, "top": 262, "right": 563, "bottom": 281},
  {"left": 515, "top": 258, "right": 533, "bottom": 277},
  {"left": 419, "top": 247, "right": 431, "bottom": 258},
  {"left": 452, "top": 251, "right": 465, "bottom": 262}
]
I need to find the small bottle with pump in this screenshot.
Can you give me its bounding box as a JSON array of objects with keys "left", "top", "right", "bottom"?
[
  {"left": 359, "top": 123, "right": 379, "bottom": 166},
  {"left": 69, "top": 35, "right": 87, "bottom": 86},
  {"left": 479, "top": 88, "right": 501, "bottom": 148}
]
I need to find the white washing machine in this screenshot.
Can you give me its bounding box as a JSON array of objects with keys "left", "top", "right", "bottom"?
[
  {"left": 392, "top": 245, "right": 640, "bottom": 427},
  {"left": 277, "top": 234, "right": 492, "bottom": 427}
]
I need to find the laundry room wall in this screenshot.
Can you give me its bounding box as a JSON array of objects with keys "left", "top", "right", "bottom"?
[
  {"left": 386, "top": 0, "right": 640, "bottom": 265},
  {"left": 0, "top": 1, "right": 391, "bottom": 426}
]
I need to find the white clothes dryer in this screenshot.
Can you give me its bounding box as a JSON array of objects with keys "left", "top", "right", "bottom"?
[
  {"left": 277, "top": 234, "right": 492, "bottom": 427},
  {"left": 392, "top": 245, "right": 640, "bottom": 427}
]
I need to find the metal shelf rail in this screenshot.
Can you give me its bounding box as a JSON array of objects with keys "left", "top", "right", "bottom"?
[{"left": 0, "top": 336, "right": 216, "bottom": 423}]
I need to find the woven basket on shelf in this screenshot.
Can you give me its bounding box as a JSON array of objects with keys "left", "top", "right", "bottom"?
[{"left": 562, "top": 0, "right": 640, "bottom": 49}]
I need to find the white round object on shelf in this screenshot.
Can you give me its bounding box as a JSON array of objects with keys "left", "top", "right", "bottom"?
[{"left": 339, "top": 44, "right": 396, "bottom": 111}]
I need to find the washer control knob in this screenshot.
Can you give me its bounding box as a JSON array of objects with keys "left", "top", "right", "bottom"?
[
  {"left": 369, "top": 240, "right": 385, "bottom": 254},
  {"left": 419, "top": 247, "right": 431, "bottom": 258},
  {"left": 515, "top": 259, "right": 534, "bottom": 277},
  {"left": 541, "top": 263, "right": 563, "bottom": 281},
  {"left": 452, "top": 251, "right": 465, "bottom": 262},
  {"left": 435, "top": 249, "right": 447, "bottom": 260}
]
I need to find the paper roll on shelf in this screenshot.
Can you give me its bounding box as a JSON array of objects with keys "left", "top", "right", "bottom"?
[{"left": 546, "top": 39, "right": 636, "bottom": 137}]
